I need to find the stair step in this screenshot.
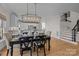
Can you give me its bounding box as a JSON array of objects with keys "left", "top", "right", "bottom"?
[
  {"left": 62, "top": 37, "right": 72, "bottom": 40},
  {"left": 61, "top": 39, "right": 77, "bottom": 45},
  {"left": 61, "top": 32, "right": 73, "bottom": 41},
  {"left": 64, "top": 33, "right": 72, "bottom": 35},
  {"left": 61, "top": 34, "right": 72, "bottom": 40},
  {"left": 62, "top": 34, "right": 72, "bottom": 37}
]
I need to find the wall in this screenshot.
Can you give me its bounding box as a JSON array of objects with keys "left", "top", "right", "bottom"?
[
  {"left": 70, "top": 11, "right": 79, "bottom": 29},
  {"left": 42, "top": 15, "right": 60, "bottom": 39}
]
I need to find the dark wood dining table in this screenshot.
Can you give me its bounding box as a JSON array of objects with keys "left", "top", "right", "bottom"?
[{"left": 9, "top": 35, "right": 51, "bottom": 56}]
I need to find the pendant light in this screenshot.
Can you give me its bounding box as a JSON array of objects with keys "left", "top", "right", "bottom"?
[{"left": 20, "top": 3, "right": 41, "bottom": 23}]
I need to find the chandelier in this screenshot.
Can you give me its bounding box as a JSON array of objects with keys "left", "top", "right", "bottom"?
[{"left": 19, "top": 3, "right": 41, "bottom": 23}]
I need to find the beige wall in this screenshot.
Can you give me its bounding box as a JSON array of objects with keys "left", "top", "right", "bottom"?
[{"left": 40, "top": 15, "right": 60, "bottom": 39}]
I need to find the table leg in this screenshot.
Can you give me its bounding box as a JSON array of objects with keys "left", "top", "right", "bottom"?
[{"left": 48, "top": 39, "right": 50, "bottom": 51}]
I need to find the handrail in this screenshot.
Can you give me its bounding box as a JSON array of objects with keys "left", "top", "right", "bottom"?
[
  {"left": 72, "top": 23, "right": 77, "bottom": 30},
  {"left": 72, "top": 20, "right": 79, "bottom": 30},
  {"left": 72, "top": 20, "right": 79, "bottom": 42}
]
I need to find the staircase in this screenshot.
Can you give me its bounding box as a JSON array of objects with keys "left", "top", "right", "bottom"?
[
  {"left": 62, "top": 32, "right": 72, "bottom": 41},
  {"left": 61, "top": 20, "right": 79, "bottom": 43},
  {"left": 61, "top": 31, "right": 78, "bottom": 44}
]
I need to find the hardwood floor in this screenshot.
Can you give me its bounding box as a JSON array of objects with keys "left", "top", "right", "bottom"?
[{"left": 1, "top": 38, "right": 79, "bottom": 56}]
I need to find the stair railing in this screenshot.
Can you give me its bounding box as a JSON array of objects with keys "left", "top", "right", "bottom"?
[{"left": 72, "top": 20, "right": 79, "bottom": 42}]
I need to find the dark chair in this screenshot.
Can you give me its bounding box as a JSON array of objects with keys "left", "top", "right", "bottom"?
[
  {"left": 34, "top": 36, "right": 46, "bottom": 56},
  {"left": 19, "top": 36, "right": 33, "bottom": 56},
  {"left": 23, "top": 32, "right": 28, "bottom": 35}
]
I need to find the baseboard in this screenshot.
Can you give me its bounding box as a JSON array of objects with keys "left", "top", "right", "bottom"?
[
  {"left": 60, "top": 39, "right": 78, "bottom": 45},
  {"left": 76, "top": 39, "right": 79, "bottom": 42},
  {"left": 51, "top": 36, "right": 60, "bottom": 40}
]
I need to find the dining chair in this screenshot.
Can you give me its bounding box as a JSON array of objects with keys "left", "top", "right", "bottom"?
[
  {"left": 4, "top": 32, "right": 19, "bottom": 56},
  {"left": 19, "top": 36, "right": 33, "bottom": 56},
  {"left": 23, "top": 32, "right": 28, "bottom": 35},
  {"left": 45, "top": 31, "right": 51, "bottom": 37},
  {"left": 4, "top": 32, "right": 12, "bottom": 56},
  {"left": 34, "top": 36, "right": 46, "bottom": 56}
]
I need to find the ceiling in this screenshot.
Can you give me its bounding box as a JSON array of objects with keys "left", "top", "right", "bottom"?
[{"left": 1, "top": 3, "right": 79, "bottom": 16}]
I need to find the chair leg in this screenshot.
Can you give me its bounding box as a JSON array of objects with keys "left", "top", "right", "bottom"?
[
  {"left": 20, "top": 50, "right": 23, "bottom": 56},
  {"left": 37, "top": 47, "right": 38, "bottom": 56},
  {"left": 6, "top": 49, "right": 9, "bottom": 56},
  {"left": 44, "top": 46, "right": 46, "bottom": 56},
  {"left": 30, "top": 49, "right": 32, "bottom": 56},
  {"left": 34, "top": 44, "right": 36, "bottom": 52},
  {"left": 10, "top": 45, "right": 13, "bottom": 56},
  {"left": 20, "top": 43, "right": 23, "bottom": 56}
]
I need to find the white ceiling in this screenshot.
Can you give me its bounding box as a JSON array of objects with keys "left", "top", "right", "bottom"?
[{"left": 1, "top": 3, "right": 79, "bottom": 16}]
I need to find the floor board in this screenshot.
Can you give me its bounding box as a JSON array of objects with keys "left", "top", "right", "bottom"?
[{"left": 1, "top": 38, "right": 79, "bottom": 56}]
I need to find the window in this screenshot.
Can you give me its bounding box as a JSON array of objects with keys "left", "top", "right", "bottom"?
[
  {"left": 0, "top": 19, "right": 3, "bottom": 39},
  {"left": 0, "top": 19, "right": 6, "bottom": 40},
  {"left": 42, "top": 22, "right": 45, "bottom": 30},
  {"left": 0, "top": 13, "right": 6, "bottom": 40}
]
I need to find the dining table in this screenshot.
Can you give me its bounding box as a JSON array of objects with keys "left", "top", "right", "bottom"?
[{"left": 9, "top": 34, "right": 51, "bottom": 56}]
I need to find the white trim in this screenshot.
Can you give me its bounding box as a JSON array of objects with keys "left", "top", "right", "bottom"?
[
  {"left": 76, "top": 39, "right": 79, "bottom": 42},
  {"left": 60, "top": 39, "right": 78, "bottom": 45}
]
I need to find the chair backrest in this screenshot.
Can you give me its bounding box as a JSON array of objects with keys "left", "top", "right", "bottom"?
[
  {"left": 4, "top": 32, "right": 12, "bottom": 41},
  {"left": 35, "top": 35, "right": 46, "bottom": 45},
  {"left": 27, "top": 31, "right": 33, "bottom": 36},
  {"left": 4, "top": 32, "right": 13, "bottom": 49},
  {"left": 45, "top": 31, "right": 51, "bottom": 37},
  {"left": 19, "top": 36, "right": 33, "bottom": 48}
]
